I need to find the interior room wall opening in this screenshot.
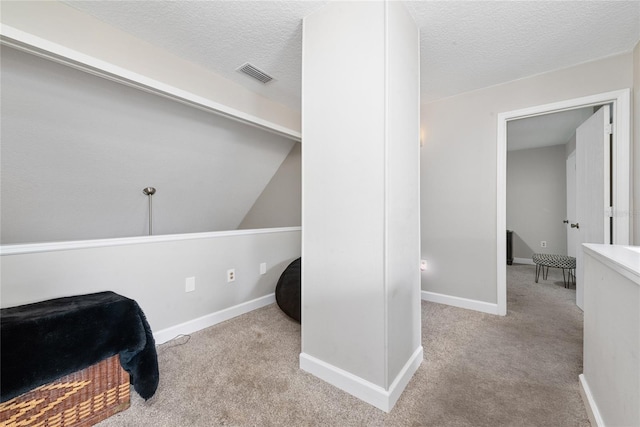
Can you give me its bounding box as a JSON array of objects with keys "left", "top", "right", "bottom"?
[
  {"left": 506, "top": 107, "right": 593, "bottom": 315},
  {"left": 506, "top": 101, "right": 617, "bottom": 315},
  {"left": 498, "top": 89, "right": 631, "bottom": 316}
]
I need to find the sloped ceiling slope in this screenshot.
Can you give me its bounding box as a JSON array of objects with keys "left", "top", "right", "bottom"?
[
  {"left": 64, "top": 0, "right": 640, "bottom": 108},
  {"left": 0, "top": 47, "right": 294, "bottom": 244}
]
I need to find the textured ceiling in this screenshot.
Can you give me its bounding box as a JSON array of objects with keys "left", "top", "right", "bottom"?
[
  {"left": 63, "top": 0, "right": 326, "bottom": 112},
  {"left": 64, "top": 1, "right": 640, "bottom": 111},
  {"left": 406, "top": 1, "right": 640, "bottom": 103}
]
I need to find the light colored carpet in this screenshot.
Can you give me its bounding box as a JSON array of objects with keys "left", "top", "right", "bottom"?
[{"left": 98, "top": 264, "right": 589, "bottom": 426}]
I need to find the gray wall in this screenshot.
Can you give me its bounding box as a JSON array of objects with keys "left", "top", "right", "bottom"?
[
  {"left": 421, "top": 51, "right": 634, "bottom": 304},
  {"left": 1, "top": 229, "right": 301, "bottom": 338},
  {"left": 507, "top": 144, "right": 567, "bottom": 259},
  {"left": 1, "top": 47, "right": 295, "bottom": 244},
  {"left": 239, "top": 143, "right": 301, "bottom": 229}
]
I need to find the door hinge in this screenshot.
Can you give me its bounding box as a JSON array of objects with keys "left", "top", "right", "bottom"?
[
  {"left": 605, "top": 123, "right": 613, "bottom": 135},
  {"left": 606, "top": 206, "right": 614, "bottom": 218}
]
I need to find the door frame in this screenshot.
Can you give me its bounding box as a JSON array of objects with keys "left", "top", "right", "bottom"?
[
  {"left": 496, "top": 89, "right": 631, "bottom": 316},
  {"left": 566, "top": 150, "right": 577, "bottom": 258}
]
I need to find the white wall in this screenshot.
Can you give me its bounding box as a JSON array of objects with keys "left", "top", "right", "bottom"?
[
  {"left": 303, "top": 0, "right": 386, "bottom": 386},
  {"left": 0, "top": 229, "right": 301, "bottom": 341},
  {"left": 239, "top": 143, "right": 301, "bottom": 229},
  {"left": 1, "top": 47, "right": 295, "bottom": 243},
  {"left": 0, "top": 0, "right": 301, "bottom": 133},
  {"left": 302, "top": 1, "right": 420, "bottom": 412},
  {"left": 385, "top": 1, "right": 422, "bottom": 386},
  {"left": 582, "top": 244, "right": 639, "bottom": 427},
  {"left": 634, "top": 41, "right": 640, "bottom": 245},
  {"left": 565, "top": 132, "right": 577, "bottom": 157},
  {"left": 507, "top": 145, "right": 568, "bottom": 259},
  {"left": 421, "top": 52, "right": 634, "bottom": 304}
]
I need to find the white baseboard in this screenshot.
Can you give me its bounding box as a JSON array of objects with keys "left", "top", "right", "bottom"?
[
  {"left": 387, "top": 346, "right": 424, "bottom": 410},
  {"left": 153, "top": 293, "right": 275, "bottom": 344},
  {"left": 579, "top": 374, "right": 605, "bottom": 427},
  {"left": 512, "top": 257, "right": 535, "bottom": 265},
  {"left": 299, "top": 346, "right": 423, "bottom": 413},
  {"left": 421, "top": 291, "right": 499, "bottom": 315}
]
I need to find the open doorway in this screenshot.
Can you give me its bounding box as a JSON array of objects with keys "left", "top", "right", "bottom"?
[
  {"left": 506, "top": 107, "right": 593, "bottom": 262},
  {"left": 496, "top": 89, "right": 631, "bottom": 316},
  {"left": 505, "top": 107, "right": 593, "bottom": 312}
]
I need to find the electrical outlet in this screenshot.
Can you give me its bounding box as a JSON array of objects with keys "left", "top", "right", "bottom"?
[
  {"left": 260, "top": 262, "right": 267, "bottom": 275},
  {"left": 227, "top": 269, "right": 235, "bottom": 283},
  {"left": 540, "top": 241, "right": 547, "bottom": 248},
  {"left": 185, "top": 277, "right": 195, "bottom": 293}
]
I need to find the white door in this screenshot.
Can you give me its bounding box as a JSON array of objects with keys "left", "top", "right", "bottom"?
[
  {"left": 566, "top": 151, "right": 577, "bottom": 258},
  {"left": 575, "top": 105, "right": 611, "bottom": 310}
]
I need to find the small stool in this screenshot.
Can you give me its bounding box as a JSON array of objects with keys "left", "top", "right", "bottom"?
[{"left": 532, "top": 253, "right": 576, "bottom": 288}]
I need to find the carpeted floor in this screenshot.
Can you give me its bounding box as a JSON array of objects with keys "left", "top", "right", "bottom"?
[{"left": 98, "top": 264, "right": 589, "bottom": 426}]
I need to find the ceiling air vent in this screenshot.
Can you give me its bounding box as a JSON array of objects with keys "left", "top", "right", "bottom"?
[{"left": 236, "top": 62, "right": 274, "bottom": 84}]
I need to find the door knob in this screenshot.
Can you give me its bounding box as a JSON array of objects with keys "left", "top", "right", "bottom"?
[
  {"left": 563, "top": 220, "right": 569, "bottom": 224},
  {"left": 571, "top": 223, "right": 580, "bottom": 229}
]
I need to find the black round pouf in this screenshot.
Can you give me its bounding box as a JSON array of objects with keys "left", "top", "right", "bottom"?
[{"left": 275, "top": 257, "right": 301, "bottom": 323}]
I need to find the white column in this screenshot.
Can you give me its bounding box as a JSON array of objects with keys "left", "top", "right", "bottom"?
[{"left": 301, "top": 1, "right": 421, "bottom": 412}]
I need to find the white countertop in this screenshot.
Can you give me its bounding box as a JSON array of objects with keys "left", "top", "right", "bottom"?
[{"left": 583, "top": 244, "right": 640, "bottom": 285}]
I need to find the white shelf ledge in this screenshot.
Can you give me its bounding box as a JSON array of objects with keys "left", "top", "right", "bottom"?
[
  {"left": 0, "top": 24, "right": 301, "bottom": 142},
  {"left": 583, "top": 244, "right": 640, "bottom": 285},
  {"left": 0, "top": 227, "right": 302, "bottom": 256}
]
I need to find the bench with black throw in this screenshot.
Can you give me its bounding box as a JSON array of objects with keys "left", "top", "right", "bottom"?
[{"left": 0, "top": 291, "right": 159, "bottom": 403}]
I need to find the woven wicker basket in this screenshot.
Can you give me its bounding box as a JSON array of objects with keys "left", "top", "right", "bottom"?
[{"left": 0, "top": 355, "right": 130, "bottom": 427}]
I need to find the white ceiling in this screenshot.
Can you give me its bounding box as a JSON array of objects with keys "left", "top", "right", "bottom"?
[
  {"left": 405, "top": 1, "right": 640, "bottom": 103},
  {"left": 507, "top": 107, "right": 595, "bottom": 152},
  {"left": 64, "top": 1, "right": 640, "bottom": 112}
]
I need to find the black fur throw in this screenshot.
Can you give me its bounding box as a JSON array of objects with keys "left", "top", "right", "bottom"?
[{"left": 0, "top": 291, "right": 159, "bottom": 402}]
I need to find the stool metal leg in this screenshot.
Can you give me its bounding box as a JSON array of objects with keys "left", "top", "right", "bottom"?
[
  {"left": 543, "top": 266, "right": 549, "bottom": 280},
  {"left": 562, "top": 268, "right": 567, "bottom": 288},
  {"left": 535, "top": 264, "right": 540, "bottom": 283}
]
